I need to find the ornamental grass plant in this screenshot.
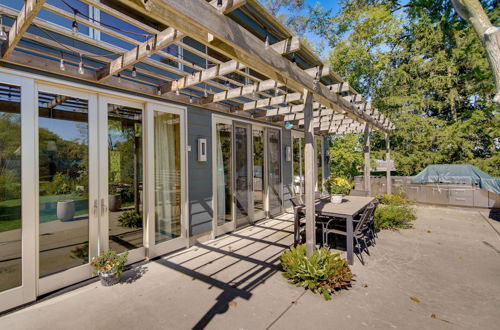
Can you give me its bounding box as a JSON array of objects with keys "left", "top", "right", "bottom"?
[{"left": 280, "top": 244, "right": 353, "bottom": 300}]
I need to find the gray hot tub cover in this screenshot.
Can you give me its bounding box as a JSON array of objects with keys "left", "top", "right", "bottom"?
[{"left": 411, "top": 164, "right": 500, "bottom": 194}]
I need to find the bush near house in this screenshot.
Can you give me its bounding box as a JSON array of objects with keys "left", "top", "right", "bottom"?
[
  {"left": 280, "top": 244, "right": 353, "bottom": 301},
  {"left": 374, "top": 193, "right": 416, "bottom": 230},
  {"left": 118, "top": 210, "right": 143, "bottom": 229}
]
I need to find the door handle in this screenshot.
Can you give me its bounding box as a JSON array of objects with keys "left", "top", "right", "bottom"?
[
  {"left": 93, "top": 199, "right": 98, "bottom": 217},
  {"left": 101, "top": 198, "right": 107, "bottom": 215}
]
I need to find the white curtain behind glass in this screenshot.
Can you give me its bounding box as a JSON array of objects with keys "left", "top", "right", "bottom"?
[{"left": 154, "top": 113, "right": 178, "bottom": 240}]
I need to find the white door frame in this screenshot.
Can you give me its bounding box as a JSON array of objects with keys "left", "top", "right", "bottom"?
[
  {"left": 251, "top": 124, "right": 267, "bottom": 222},
  {"left": 0, "top": 73, "right": 37, "bottom": 311},
  {"left": 145, "top": 102, "right": 188, "bottom": 258},
  {"left": 211, "top": 116, "right": 235, "bottom": 237},
  {"left": 36, "top": 83, "right": 98, "bottom": 295},
  {"left": 97, "top": 96, "right": 146, "bottom": 265}
]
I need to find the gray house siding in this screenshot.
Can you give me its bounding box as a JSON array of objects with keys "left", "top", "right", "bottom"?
[{"left": 187, "top": 106, "right": 213, "bottom": 236}]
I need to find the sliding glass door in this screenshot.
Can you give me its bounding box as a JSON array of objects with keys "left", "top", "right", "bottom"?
[
  {"left": 252, "top": 127, "right": 266, "bottom": 221},
  {"left": 234, "top": 122, "right": 252, "bottom": 229},
  {"left": 37, "top": 85, "right": 98, "bottom": 295},
  {"left": 267, "top": 128, "right": 282, "bottom": 216},
  {"left": 146, "top": 103, "right": 186, "bottom": 257},
  {"left": 99, "top": 97, "right": 145, "bottom": 264},
  {"left": 214, "top": 118, "right": 234, "bottom": 236},
  {"left": 0, "top": 76, "right": 36, "bottom": 312}
]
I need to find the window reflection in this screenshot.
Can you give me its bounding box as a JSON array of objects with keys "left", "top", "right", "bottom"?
[
  {"left": 0, "top": 83, "right": 22, "bottom": 291},
  {"left": 38, "top": 92, "right": 89, "bottom": 277}
]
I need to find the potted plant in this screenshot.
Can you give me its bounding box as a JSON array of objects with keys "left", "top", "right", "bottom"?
[
  {"left": 91, "top": 250, "right": 128, "bottom": 286},
  {"left": 324, "top": 176, "right": 351, "bottom": 204}
]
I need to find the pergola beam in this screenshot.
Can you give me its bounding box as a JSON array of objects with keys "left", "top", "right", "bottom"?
[
  {"left": 114, "top": 0, "right": 390, "bottom": 133},
  {"left": 209, "top": 0, "right": 247, "bottom": 14},
  {"left": 161, "top": 35, "right": 300, "bottom": 95},
  {"left": 2, "top": 0, "right": 46, "bottom": 59},
  {"left": 97, "top": 28, "right": 183, "bottom": 81}
]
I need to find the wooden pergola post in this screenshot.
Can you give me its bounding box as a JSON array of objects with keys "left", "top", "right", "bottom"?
[
  {"left": 363, "top": 124, "right": 371, "bottom": 195},
  {"left": 304, "top": 89, "right": 316, "bottom": 256},
  {"left": 385, "top": 133, "right": 392, "bottom": 195}
]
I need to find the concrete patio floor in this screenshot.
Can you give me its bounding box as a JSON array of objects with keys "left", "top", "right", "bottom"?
[{"left": 1, "top": 206, "right": 499, "bottom": 329}]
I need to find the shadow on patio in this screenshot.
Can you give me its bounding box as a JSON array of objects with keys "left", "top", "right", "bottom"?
[{"left": 154, "top": 214, "right": 295, "bottom": 329}]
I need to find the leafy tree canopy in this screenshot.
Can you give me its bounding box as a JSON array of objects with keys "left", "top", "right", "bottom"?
[{"left": 265, "top": 0, "right": 500, "bottom": 176}]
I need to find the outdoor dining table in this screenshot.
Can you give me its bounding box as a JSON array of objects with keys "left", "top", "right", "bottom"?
[{"left": 297, "top": 196, "right": 375, "bottom": 265}]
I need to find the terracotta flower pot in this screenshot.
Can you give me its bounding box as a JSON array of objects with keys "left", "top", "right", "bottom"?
[{"left": 56, "top": 200, "right": 75, "bottom": 221}]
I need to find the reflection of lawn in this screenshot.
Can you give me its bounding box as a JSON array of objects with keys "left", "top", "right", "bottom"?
[{"left": 0, "top": 194, "right": 89, "bottom": 233}]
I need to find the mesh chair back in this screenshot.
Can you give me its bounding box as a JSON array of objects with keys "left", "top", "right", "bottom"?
[{"left": 354, "top": 203, "right": 375, "bottom": 235}]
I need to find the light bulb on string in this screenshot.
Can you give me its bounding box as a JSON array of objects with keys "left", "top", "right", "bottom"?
[
  {"left": 0, "top": 15, "right": 7, "bottom": 41},
  {"left": 203, "top": 84, "right": 208, "bottom": 98},
  {"left": 189, "top": 96, "right": 193, "bottom": 104},
  {"left": 117, "top": 73, "right": 121, "bottom": 83},
  {"left": 59, "top": 53, "right": 65, "bottom": 71},
  {"left": 264, "top": 31, "right": 269, "bottom": 49},
  {"left": 217, "top": 0, "right": 223, "bottom": 9},
  {"left": 175, "top": 89, "right": 180, "bottom": 96},
  {"left": 132, "top": 66, "right": 137, "bottom": 77},
  {"left": 72, "top": 9, "right": 78, "bottom": 35},
  {"left": 78, "top": 54, "right": 84, "bottom": 75}
]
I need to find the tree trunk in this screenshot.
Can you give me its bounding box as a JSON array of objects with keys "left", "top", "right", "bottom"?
[{"left": 451, "top": 0, "right": 500, "bottom": 104}]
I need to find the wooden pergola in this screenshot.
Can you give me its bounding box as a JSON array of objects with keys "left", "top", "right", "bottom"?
[{"left": 0, "top": 0, "right": 394, "bottom": 255}]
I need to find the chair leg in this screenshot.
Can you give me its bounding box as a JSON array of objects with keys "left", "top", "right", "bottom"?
[{"left": 354, "top": 237, "right": 364, "bottom": 265}]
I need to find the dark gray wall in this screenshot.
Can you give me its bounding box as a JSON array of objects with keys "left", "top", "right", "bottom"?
[{"left": 187, "top": 106, "right": 213, "bottom": 236}]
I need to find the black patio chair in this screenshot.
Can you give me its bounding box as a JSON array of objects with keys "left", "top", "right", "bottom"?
[{"left": 320, "top": 203, "right": 376, "bottom": 265}]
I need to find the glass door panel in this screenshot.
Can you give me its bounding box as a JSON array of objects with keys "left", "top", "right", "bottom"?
[
  {"left": 147, "top": 103, "right": 186, "bottom": 258},
  {"left": 316, "top": 138, "right": 323, "bottom": 192},
  {"left": 214, "top": 121, "right": 233, "bottom": 235},
  {"left": 292, "top": 136, "right": 303, "bottom": 195},
  {"left": 252, "top": 128, "right": 266, "bottom": 221},
  {"left": 106, "top": 103, "right": 144, "bottom": 254},
  {"left": 267, "top": 128, "right": 282, "bottom": 216},
  {"left": 0, "top": 83, "right": 22, "bottom": 292},
  {"left": 38, "top": 91, "right": 91, "bottom": 278},
  {"left": 154, "top": 111, "right": 181, "bottom": 244},
  {"left": 234, "top": 123, "right": 251, "bottom": 229}
]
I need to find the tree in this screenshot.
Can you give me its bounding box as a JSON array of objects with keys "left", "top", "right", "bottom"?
[
  {"left": 328, "top": 134, "right": 364, "bottom": 180},
  {"left": 451, "top": 0, "right": 500, "bottom": 103}
]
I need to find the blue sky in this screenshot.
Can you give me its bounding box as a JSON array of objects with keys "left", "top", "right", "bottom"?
[{"left": 277, "top": 0, "right": 341, "bottom": 58}]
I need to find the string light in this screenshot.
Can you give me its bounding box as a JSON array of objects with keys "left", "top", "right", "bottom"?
[
  {"left": 146, "top": 40, "right": 151, "bottom": 51},
  {"left": 132, "top": 66, "right": 137, "bottom": 77},
  {"left": 78, "top": 54, "right": 84, "bottom": 74},
  {"left": 252, "top": 84, "right": 257, "bottom": 98},
  {"left": 264, "top": 28, "right": 269, "bottom": 49},
  {"left": 175, "top": 89, "right": 180, "bottom": 96},
  {"left": 189, "top": 96, "right": 193, "bottom": 103},
  {"left": 157, "top": 87, "right": 162, "bottom": 96},
  {"left": 203, "top": 84, "right": 208, "bottom": 98},
  {"left": 72, "top": 9, "right": 78, "bottom": 34},
  {"left": 117, "top": 72, "right": 121, "bottom": 83},
  {"left": 59, "top": 53, "right": 65, "bottom": 71},
  {"left": 217, "top": 0, "right": 223, "bottom": 9},
  {"left": 0, "top": 15, "right": 7, "bottom": 41},
  {"left": 274, "top": 88, "right": 279, "bottom": 96}
]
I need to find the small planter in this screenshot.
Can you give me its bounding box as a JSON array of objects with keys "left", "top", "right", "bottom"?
[
  {"left": 57, "top": 200, "right": 75, "bottom": 221},
  {"left": 99, "top": 271, "right": 119, "bottom": 286},
  {"left": 108, "top": 194, "right": 122, "bottom": 212},
  {"left": 330, "top": 194, "right": 343, "bottom": 204}
]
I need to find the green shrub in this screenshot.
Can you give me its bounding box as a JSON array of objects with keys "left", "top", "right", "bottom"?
[
  {"left": 118, "top": 210, "right": 142, "bottom": 228},
  {"left": 374, "top": 204, "right": 416, "bottom": 230},
  {"left": 378, "top": 192, "right": 410, "bottom": 206},
  {"left": 280, "top": 244, "right": 353, "bottom": 300}
]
